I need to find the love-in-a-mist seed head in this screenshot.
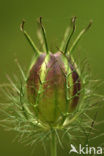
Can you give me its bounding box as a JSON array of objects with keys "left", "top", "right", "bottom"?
[
  {"left": 2, "top": 17, "right": 104, "bottom": 155},
  {"left": 20, "top": 17, "right": 92, "bottom": 126}
]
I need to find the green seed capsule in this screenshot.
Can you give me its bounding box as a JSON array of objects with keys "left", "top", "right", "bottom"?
[
  {"left": 27, "top": 52, "right": 81, "bottom": 124},
  {"left": 20, "top": 17, "right": 92, "bottom": 125}
]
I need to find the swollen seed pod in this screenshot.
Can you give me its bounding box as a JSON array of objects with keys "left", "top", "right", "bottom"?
[
  {"left": 27, "top": 52, "right": 81, "bottom": 124},
  {"left": 21, "top": 17, "right": 92, "bottom": 125}
]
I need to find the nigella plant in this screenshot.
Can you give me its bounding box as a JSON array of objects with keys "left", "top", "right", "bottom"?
[{"left": 0, "top": 17, "right": 104, "bottom": 156}]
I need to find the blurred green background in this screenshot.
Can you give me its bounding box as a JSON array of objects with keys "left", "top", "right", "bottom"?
[{"left": 0, "top": 0, "right": 104, "bottom": 155}]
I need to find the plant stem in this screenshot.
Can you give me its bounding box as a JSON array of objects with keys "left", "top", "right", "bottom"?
[{"left": 50, "top": 129, "right": 57, "bottom": 156}]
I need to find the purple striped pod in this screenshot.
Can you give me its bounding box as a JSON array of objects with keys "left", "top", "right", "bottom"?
[
  {"left": 27, "top": 52, "right": 81, "bottom": 124},
  {"left": 21, "top": 17, "right": 92, "bottom": 125}
]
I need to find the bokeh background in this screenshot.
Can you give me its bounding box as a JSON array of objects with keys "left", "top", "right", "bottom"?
[{"left": 0, "top": 0, "right": 104, "bottom": 155}]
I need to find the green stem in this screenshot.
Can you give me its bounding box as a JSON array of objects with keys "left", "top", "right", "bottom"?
[
  {"left": 20, "top": 20, "right": 40, "bottom": 55},
  {"left": 39, "top": 17, "right": 49, "bottom": 54},
  {"left": 69, "top": 20, "right": 92, "bottom": 55},
  {"left": 50, "top": 129, "right": 57, "bottom": 156},
  {"left": 64, "top": 16, "right": 76, "bottom": 54}
]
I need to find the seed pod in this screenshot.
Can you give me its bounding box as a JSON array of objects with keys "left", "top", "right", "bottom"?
[
  {"left": 21, "top": 17, "right": 92, "bottom": 125},
  {"left": 27, "top": 52, "right": 81, "bottom": 124}
]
